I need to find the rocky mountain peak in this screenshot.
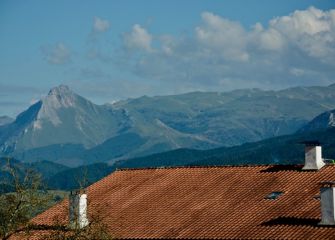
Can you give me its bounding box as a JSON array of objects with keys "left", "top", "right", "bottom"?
[
  {"left": 298, "top": 109, "right": 335, "bottom": 133},
  {"left": 32, "top": 85, "right": 78, "bottom": 127},
  {"left": 43, "top": 85, "right": 76, "bottom": 109},
  {"left": 48, "top": 84, "right": 72, "bottom": 96}
]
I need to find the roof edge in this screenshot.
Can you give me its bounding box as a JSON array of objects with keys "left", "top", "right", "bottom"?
[{"left": 115, "top": 164, "right": 305, "bottom": 172}]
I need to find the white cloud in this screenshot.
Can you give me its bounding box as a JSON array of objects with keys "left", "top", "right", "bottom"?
[
  {"left": 93, "top": 17, "right": 110, "bottom": 33},
  {"left": 196, "top": 12, "right": 249, "bottom": 62},
  {"left": 256, "top": 27, "right": 285, "bottom": 51},
  {"left": 269, "top": 6, "right": 335, "bottom": 59},
  {"left": 41, "top": 42, "right": 71, "bottom": 65},
  {"left": 110, "top": 7, "right": 335, "bottom": 94},
  {"left": 123, "top": 24, "right": 152, "bottom": 51},
  {"left": 270, "top": 7, "right": 330, "bottom": 36}
]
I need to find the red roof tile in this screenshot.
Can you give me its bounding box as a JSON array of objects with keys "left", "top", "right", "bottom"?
[{"left": 30, "top": 165, "right": 335, "bottom": 239}]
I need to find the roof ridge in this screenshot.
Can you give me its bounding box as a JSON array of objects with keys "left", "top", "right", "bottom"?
[{"left": 115, "top": 164, "right": 305, "bottom": 172}]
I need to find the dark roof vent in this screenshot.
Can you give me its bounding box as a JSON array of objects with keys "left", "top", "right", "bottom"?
[{"left": 265, "top": 191, "right": 284, "bottom": 200}]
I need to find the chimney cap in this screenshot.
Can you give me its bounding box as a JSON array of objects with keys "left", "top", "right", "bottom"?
[
  {"left": 320, "top": 181, "right": 335, "bottom": 187},
  {"left": 299, "top": 140, "right": 321, "bottom": 146}
]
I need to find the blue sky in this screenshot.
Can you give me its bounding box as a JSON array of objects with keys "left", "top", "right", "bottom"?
[{"left": 1, "top": 0, "right": 335, "bottom": 117}]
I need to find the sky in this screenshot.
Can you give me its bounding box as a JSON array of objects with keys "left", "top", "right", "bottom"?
[{"left": 1, "top": 0, "right": 335, "bottom": 117}]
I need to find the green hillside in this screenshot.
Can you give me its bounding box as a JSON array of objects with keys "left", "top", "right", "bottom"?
[
  {"left": 0, "top": 157, "right": 70, "bottom": 192},
  {"left": 46, "top": 127, "right": 335, "bottom": 190},
  {"left": 47, "top": 163, "right": 113, "bottom": 190},
  {"left": 113, "top": 127, "right": 335, "bottom": 169}
]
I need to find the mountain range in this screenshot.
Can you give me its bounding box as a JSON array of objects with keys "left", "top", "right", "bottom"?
[
  {"left": 2, "top": 100, "right": 335, "bottom": 190},
  {"left": 54, "top": 106, "right": 335, "bottom": 190},
  {"left": 2, "top": 84, "right": 335, "bottom": 166},
  {"left": 113, "top": 120, "right": 335, "bottom": 171}
]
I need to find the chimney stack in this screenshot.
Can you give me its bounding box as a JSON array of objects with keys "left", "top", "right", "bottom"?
[
  {"left": 319, "top": 182, "right": 335, "bottom": 225},
  {"left": 69, "top": 190, "right": 89, "bottom": 229},
  {"left": 302, "top": 141, "right": 325, "bottom": 170}
]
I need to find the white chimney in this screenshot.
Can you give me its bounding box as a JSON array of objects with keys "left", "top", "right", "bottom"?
[
  {"left": 319, "top": 182, "right": 335, "bottom": 225},
  {"left": 69, "top": 190, "right": 89, "bottom": 229},
  {"left": 302, "top": 141, "right": 325, "bottom": 170}
]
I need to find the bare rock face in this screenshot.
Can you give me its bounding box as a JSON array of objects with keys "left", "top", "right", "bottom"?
[
  {"left": 299, "top": 110, "right": 335, "bottom": 133},
  {"left": 34, "top": 85, "right": 77, "bottom": 128},
  {"left": 0, "top": 85, "right": 127, "bottom": 156}
]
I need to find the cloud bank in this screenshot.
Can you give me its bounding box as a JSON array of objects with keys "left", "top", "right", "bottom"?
[
  {"left": 116, "top": 7, "right": 335, "bottom": 91},
  {"left": 123, "top": 24, "right": 153, "bottom": 51},
  {"left": 42, "top": 7, "right": 335, "bottom": 105}
]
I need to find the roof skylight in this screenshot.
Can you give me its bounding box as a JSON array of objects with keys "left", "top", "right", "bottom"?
[{"left": 265, "top": 191, "right": 284, "bottom": 200}]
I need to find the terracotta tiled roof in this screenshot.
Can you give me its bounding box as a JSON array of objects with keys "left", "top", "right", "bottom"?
[{"left": 31, "top": 165, "right": 335, "bottom": 239}]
